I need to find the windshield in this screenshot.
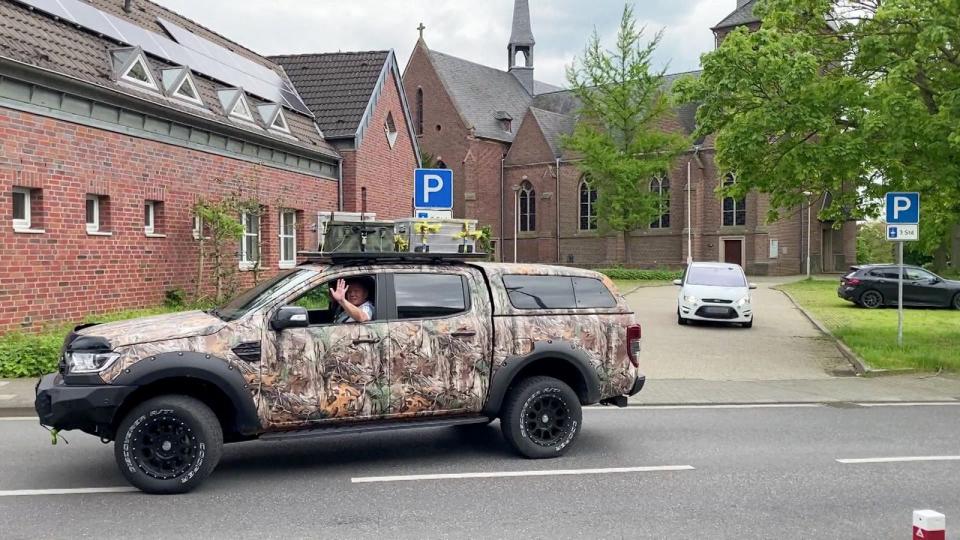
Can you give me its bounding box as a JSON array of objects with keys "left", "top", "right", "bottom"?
[
  {"left": 213, "top": 269, "right": 317, "bottom": 321},
  {"left": 686, "top": 266, "right": 747, "bottom": 287}
]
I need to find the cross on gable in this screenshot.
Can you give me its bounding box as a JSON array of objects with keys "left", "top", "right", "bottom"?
[{"left": 417, "top": 22, "right": 426, "bottom": 39}]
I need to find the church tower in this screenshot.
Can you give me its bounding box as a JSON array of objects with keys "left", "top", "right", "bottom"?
[{"left": 508, "top": 0, "right": 535, "bottom": 94}]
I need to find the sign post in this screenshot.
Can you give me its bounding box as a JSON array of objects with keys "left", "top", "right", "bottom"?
[{"left": 885, "top": 192, "right": 920, "bottom": 348}]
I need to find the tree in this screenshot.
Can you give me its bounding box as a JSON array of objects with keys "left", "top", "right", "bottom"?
[
  {"left": 562, "top": 5, "right": 689, "bottom": 255},
  {"left": 856, "top": 221, "right": 894, "bottom": 264},
  {"left": 675, "top": 0, "right": 960, "bottom": 270}
]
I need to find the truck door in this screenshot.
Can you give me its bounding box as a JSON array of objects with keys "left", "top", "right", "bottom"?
[{"left": 384, "top": 267, "right": 493, "bottom": 417}]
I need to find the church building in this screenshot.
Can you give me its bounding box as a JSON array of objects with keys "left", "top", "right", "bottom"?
[{"left": 402, "top": 0, "right": 857, "bottom": 275}]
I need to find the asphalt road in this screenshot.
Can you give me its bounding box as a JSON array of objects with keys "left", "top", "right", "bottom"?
[
  {"left": 626, "top": 282, "right": 853, "bottom": 380},
  {"left": 2, "top": 403, "right": 958, "bottom": 539}
]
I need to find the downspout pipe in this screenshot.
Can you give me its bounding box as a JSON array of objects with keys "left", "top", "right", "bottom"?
[
  {"left": 337, "top": 156, "right": 344, "bottom": 212},
  {"left": 556, "top": 156, "right": 561, "bottom": 264},
  {"left": 500, "top": 155, "right": 505, "bottom": 261}
]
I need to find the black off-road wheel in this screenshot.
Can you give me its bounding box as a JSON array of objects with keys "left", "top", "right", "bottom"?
[
  {"left": 859, "top": 289, "right": 883, "bottom": 309},
  {"left": 500, "top": 376, "right": 582, "bottom": 459},
  {"left": 114, "top": 395, "right": 223, "bottom": 494}
]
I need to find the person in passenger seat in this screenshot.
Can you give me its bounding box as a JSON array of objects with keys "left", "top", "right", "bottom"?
[{"left": 331, "top": 278, "right": 374, "bottom": 323}]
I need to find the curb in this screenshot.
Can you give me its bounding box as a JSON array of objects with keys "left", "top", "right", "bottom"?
[
  {"left": 776, "top": 287, "right": 872, "bottom": 376},
  {"left": 0, "top": 407, "right": 36, "bottom": 418}
]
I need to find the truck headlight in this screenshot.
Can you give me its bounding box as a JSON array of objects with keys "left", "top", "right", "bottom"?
[{"left": 66, "top": 351, "right": 120, "bottom": 373}]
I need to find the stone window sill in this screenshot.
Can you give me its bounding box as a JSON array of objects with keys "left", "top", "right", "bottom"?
[
  {"left": 238, "top": 263, "right": 269, "bottom": 272},
  {"left": 13, "top": 228, "right": 45, "bottom": 234},
  {"left": 145, "top": 233, "right": 167, "bottom": 238},
  {"left": 278, "top": 261, "right": 297, "bottom": 270},
  {"left": 86, "top": 231, "right": 113, "bottom": 237}
]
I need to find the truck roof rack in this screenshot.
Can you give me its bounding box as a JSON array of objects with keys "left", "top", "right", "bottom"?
[{"left": 298, "top": 251, "right": 489, "bottom": 265}]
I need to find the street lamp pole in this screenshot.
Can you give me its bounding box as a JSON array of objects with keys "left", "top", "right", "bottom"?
[
  {"left": 686, "top": 160, "right": 692, "bottom": 265},
  {"left": 803, "top": 191, "right": 812, "bottom": 279}
]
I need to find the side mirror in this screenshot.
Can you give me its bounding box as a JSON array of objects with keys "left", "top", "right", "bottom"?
[
  {"left": 271, "top": 306, "right": 309, "bottom": 331},
  {"left": 749, "top": 283, "right": 758, "bottom": 290},
  {"left": 673, "top": 279, "right": 683, "bottom": 286}
]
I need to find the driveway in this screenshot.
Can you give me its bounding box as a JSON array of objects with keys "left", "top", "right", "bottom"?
[{"left": 625, "top": 279, "right": 852, "bottom": 381}]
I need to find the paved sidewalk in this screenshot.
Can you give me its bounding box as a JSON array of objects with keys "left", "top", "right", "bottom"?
[
  {"left": 0, "top": 378, "right": 37, "bottom": 416},
  {"left": 630, "top": 374, "right": 960, "bottom": 405}
]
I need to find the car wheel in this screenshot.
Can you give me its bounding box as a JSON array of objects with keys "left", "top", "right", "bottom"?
[
  {"left": 953, "top": 293, "right": 960, "bottom": 310},
  {"left": 859, "top": 290, "right": 883, "bottom": 309},
  {"left": 501, "top": 376, "right": 582, "bottom": 459},
  {"left": 114, "top": 395, "right": 223, "bottom": 494}
]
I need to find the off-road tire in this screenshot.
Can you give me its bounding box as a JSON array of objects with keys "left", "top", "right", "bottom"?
[
  {"left": 859, "top": 289, "right": 884, "bottom": 309},
  {"left": 953, "top": 293, "right": 960, "bottom": 310},
  {"left": 114, "top": 395, "right": 223, "bottom": 494},
  {"left": 500, "top": 376, "right": 582, "bottom": 459}
]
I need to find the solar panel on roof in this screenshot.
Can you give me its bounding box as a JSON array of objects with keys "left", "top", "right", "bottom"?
[{"left": 10, "top": 0, "right": 313, "bottom": 117}]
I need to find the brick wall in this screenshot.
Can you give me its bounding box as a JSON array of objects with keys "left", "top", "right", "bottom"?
[
  {"left": 352, "top": 71, "right": 417, "bottom": 219},
  {"left": 0, "top": 107, "right": 338, "bottom": 333}
]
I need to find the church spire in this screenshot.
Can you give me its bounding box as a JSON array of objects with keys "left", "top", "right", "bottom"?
[{"left": 508, "top": 0, "right": 535, "bottom": 94}]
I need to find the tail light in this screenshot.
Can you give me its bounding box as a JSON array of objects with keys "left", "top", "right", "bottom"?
[
  {"left": 845, "top": 278, "right": 861, "bottom": 286},
  {"left": 626, "top": 324, "right": 641, "bottom": 367}
]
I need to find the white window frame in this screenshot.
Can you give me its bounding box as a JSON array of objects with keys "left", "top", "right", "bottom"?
[
  {"left": 172, "top": 72, "right": 204, "bottom": 106},
  {"left": 278, "top": 210, "right": 297, "bottom": 269},
  {"left": 240, "top": 212, "right": 260, "bottom": 269},
  {"left": 12, "top": 187, "right": 31, "bottom": 230},
  {"left": 86, "top": 195, "right": 100, "bottom": 233},
  {"left": 384, "top": 111, "right": 398, "bottom": 148},
  {"left": 192, "top": 215, "right": 204, "bottom": 240},
  {"left": 270, "top": 109, "right": 291, "bottom": 134},
  {"left": 121, "top": 54, "right": 160, "bottom": 92},
  {"left": 144, "top": 201, "right": 155, "bottom": 235},
  {"left": 578, "top": 179, "right": 597, "bottom": 231},
  {"left": 230, "top": 94, "right": 255, "bottom": 122}
]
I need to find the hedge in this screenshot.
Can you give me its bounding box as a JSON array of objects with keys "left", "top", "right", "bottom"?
[{"left": 598, "top": 268, "right": 682, "bottom": 281}]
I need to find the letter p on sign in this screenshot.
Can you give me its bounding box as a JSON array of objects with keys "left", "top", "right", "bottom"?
[{"left": 423, "top": 175, "right": 443, "bottom": 203}]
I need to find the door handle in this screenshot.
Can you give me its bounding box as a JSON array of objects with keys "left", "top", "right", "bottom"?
[
  {"left": 451, "top": 330, "right": 477, "bottom": 338},
  {"left": 352, "top": 337, "right": 381, "bottom": 344}
]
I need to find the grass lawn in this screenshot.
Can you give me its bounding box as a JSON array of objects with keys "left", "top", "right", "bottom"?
[{"left": 779, "top": 279, "right": 960, "bottom": 372}]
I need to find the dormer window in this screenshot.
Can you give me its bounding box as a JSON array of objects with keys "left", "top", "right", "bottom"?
[
  {"left": 384, "top": 111, "right": 398, "bottom": 148},
  {"left": 256, "top": 103, "right": 292, "bottom": 134},
  {"left": 231, "top": 94, "right": 253, "bottom": 121},
  {"left": 115, "top": 49, "right": 159, "bottom": 92},
  {"left": 501, "top": 119, "right": 512, "bottom": 132},
  {"left": 218, "top": 89, "right": 255, "bottom": 123},
  {"left": 271, "top": 109, "right": 290, "bottom": 132},
  {"left": 161, "top": 67, "right": 203, "bottom": 107},
  {"left": 495, "top": 111, "right": 513, "bottom": 133}
]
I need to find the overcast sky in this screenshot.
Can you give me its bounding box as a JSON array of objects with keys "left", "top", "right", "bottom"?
[{"left": 151, "top": 0, "right": 734, "bottom": 87}]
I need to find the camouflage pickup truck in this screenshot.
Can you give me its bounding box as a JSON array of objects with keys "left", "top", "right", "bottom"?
[{"left": 36, "top": 255, "right": 644, "bottom": 494}]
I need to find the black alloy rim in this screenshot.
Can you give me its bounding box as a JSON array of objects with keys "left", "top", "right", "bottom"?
[
  {"left": 862, "top": 291, "right": 881, "bottom": 308},
  {"left": 523, "top": 394, "right": 571, "bottom": 447},
  {"left": 132, "top": 413, "right": 199, "bottom": 480}
]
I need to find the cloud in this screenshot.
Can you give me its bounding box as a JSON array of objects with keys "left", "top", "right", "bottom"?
[{"left": 151, "top": 0, "right": 736, "bottom": 85}]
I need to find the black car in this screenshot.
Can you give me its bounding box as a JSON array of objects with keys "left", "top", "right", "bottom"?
[{"left": 838, "top": 264, "right": 960, "bottom": 309}]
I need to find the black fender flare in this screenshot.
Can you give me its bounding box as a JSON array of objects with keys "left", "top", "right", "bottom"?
[
  {"left": 482, "top": 340, "right": 601, "bottom": 417},
  {"left": 111, "top": 351, "right": 261, "bottom": 435}
]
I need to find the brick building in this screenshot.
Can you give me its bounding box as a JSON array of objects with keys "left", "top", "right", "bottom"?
[
  {"left": 403, "top": 0, "right": 857, "bottom": 274},
  {"left": 271, "top": 51, "right": 420, "bottom": 219},
  {"left": 0, "top": 0, "right": 412, "bottom": 333}
]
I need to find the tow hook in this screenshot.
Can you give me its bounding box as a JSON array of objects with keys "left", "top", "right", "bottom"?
[{"left": 599, "top": 395, "right": 628, "bottom": 408}]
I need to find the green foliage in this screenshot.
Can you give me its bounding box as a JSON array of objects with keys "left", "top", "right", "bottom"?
[
  {"left": 194, "top": 195, "right": 263, "bottom": 303},
  {"left": 164, "top": 288, "right": 187, "bottom": 309},
  {"left": 598, "top": 267, "right": 682, "bottom": 281},
  {"left": 562, "top": 5, "right": 689, "bottom": 234},
  {"left": 292, "top": 285, "right": 330, "bottom": 310},
  {"left": 476, "top": 225, "right": 494, "bottom": 260},
  {"left": 857, "top": 222, "right": 894, "bottom": 264},
  {"left": 780, "top": 279, "right": 960, "bottom": 372},
  {"left": 674, "top": 0, "right": 960, "bottom": 258}
]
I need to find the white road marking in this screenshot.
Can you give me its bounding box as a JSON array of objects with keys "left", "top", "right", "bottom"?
[
  {"left": 856, "top": 402, "right": 960, "bottom": 407},
  {"left": 586, "top": 403, "right": 823, "bottom": 410},
  {"left": 836, "top": 456, "right": 960, "bottom": 465},
  {"left": 0, "top": 394, "right": 15, "bottom": 400},
  {"left": 0, "top": 487, "right": 138, "bottom": 497},
  {"left": 0, "top": 417, "right": 36, "bottom": 422},
  {"left": 352, "top": 465, "right": 694, "bottom": 484}
]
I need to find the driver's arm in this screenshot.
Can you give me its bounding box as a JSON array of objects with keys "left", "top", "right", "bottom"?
[{"left": 336, "top": 298, "right": 370, "bottom": 323}]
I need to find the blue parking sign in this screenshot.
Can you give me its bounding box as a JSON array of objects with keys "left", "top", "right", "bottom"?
[
  {"left": 414, "top": 169, "right": 453, "bottom": 209},
  {"left": 885, "top": 192, "right": 919, "bottom": 224}
]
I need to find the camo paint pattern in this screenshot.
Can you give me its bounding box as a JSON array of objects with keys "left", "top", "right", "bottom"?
[{"left": 476, "top": 263, "right": 638, "bottom": 398}]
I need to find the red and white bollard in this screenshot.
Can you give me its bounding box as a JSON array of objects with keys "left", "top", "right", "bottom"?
[{"left": 913, "top": 510, "right": 945, "bottom": 540}]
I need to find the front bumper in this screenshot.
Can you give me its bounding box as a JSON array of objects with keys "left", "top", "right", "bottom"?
[
  {"left": 35, "top": 373, "right": 135, "bottom": 436},
  {"left": 628, "top": 374, "right": 645, "bottom": 396},
  {"left": 679, "top": 301, "right": 752, "bottom": 322}
]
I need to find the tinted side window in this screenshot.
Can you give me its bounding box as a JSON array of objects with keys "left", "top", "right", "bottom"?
[
  {"left": 572, "top": 277, "right": 617, "bottom": 308},
  {"left": 395, "top": 274, "right": 467, "bottom": 319},
  {"left": 503, "top": 275, "right": 576, "bottom": 309}
]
